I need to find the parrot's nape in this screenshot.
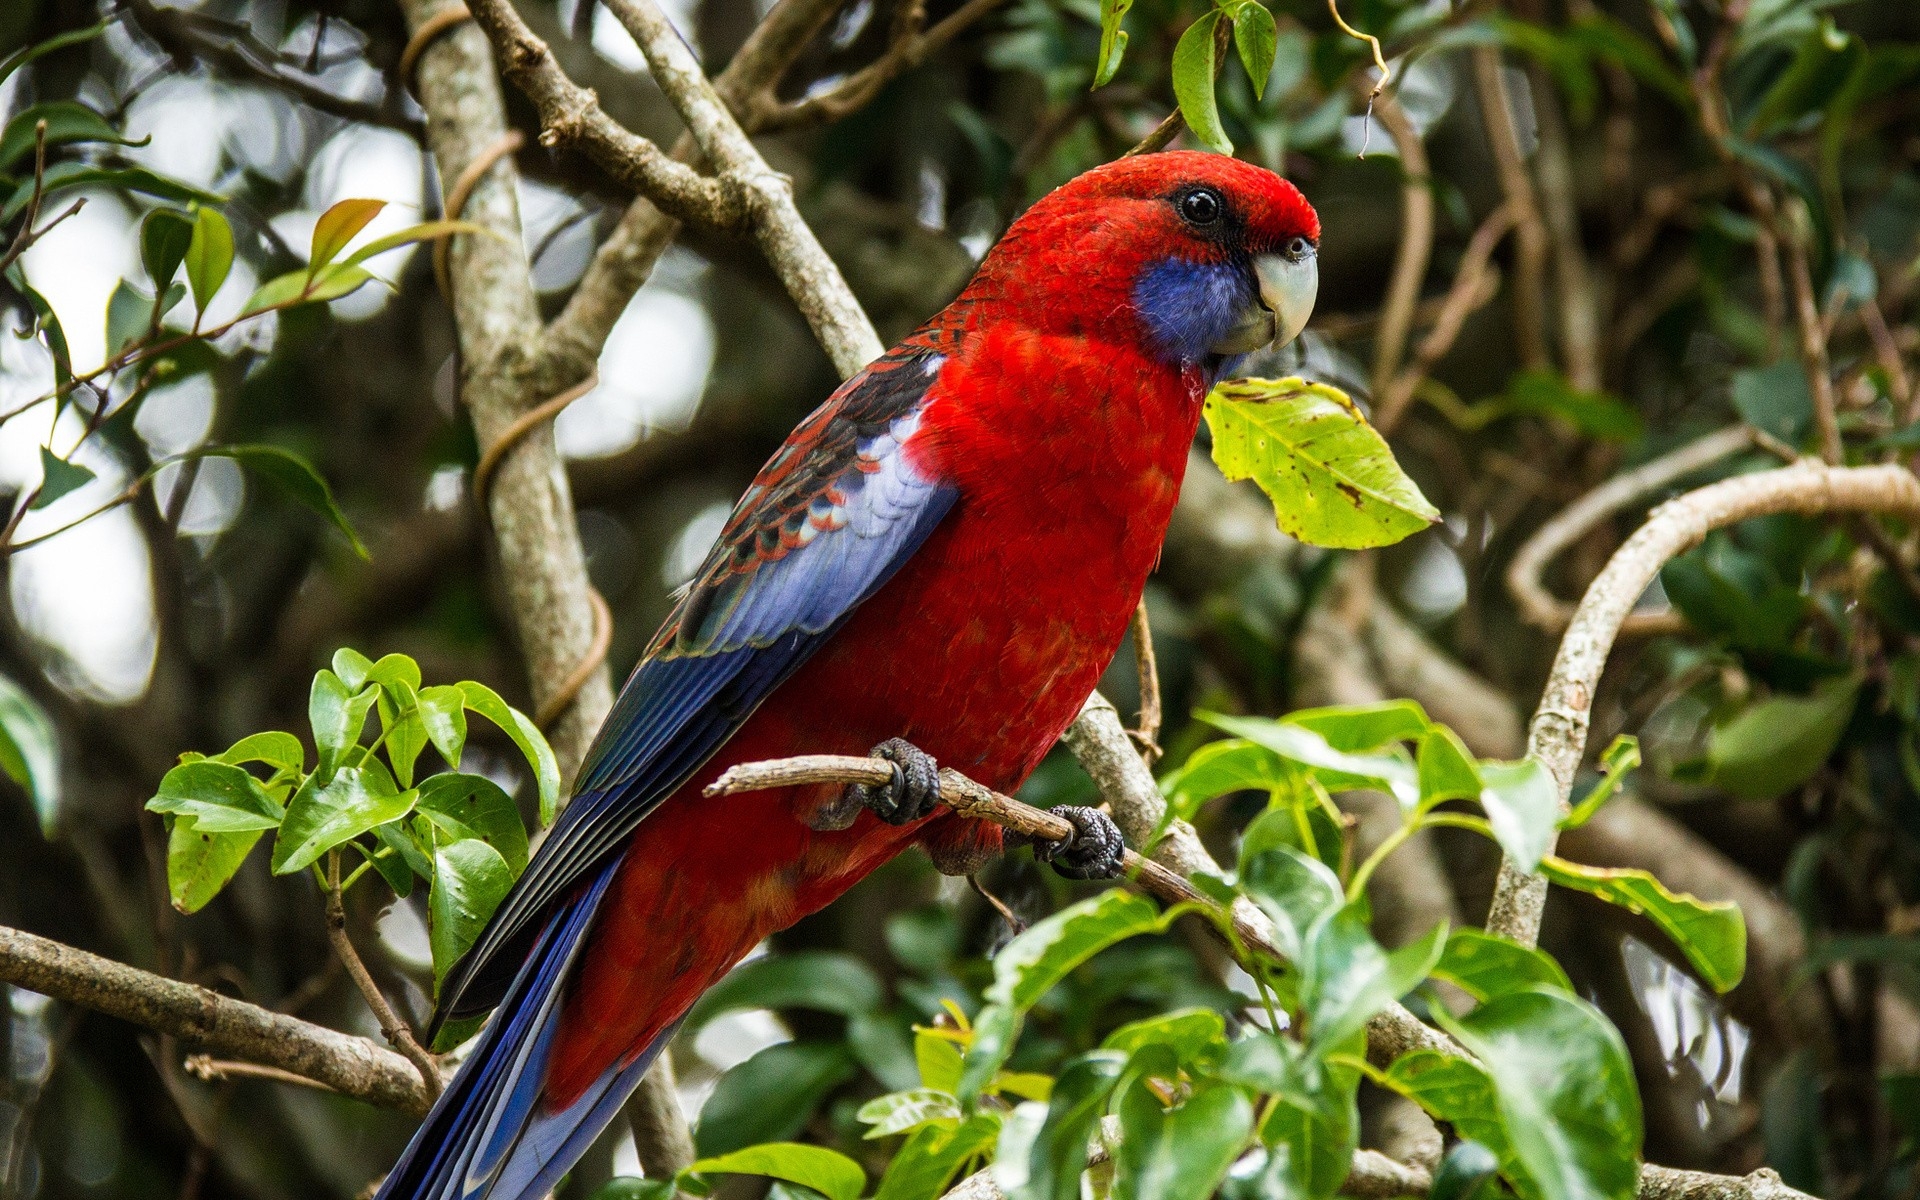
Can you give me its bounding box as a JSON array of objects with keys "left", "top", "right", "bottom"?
[{"left": 376, "top": 150, "right": 1319, "bottom": 1200}]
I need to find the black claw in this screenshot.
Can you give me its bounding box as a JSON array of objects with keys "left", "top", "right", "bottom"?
[
  {"left": 1034, "top": 806, "right": 1126, "bottom": 880},
  {"left": 846, "top": 738, "right": 940, "bottom": 825}
]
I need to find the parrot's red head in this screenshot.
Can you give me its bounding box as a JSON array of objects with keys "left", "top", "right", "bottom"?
[{"left": 966, "top": 150, "right": 1320, "bottom": 373}]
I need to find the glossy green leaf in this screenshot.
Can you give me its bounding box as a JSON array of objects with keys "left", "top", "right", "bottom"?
[
  {"left": 105, "top": 279, "right": 154, "bottom": 357},
  {"left": 1478, "top": 758, "right": 1559, "bottom": 874},
  {"left": 176, "top": 444, "right": 368, "bottom": 558},
  {"left": 1100, "top": 1008, "right": 1226, "bottom": 1066},
  {"left": 1114, "top": 1081, "right": 1253, "bottom": 1200},
  {"left": 356, "top": 832, "right": 416, "bottom": 898},
  {"left": 1010, "top": 1051, "right": 1123, "bottom": 1200},
  {"left": 140, "top": 208, "right": 195, "bottom": 290},
  {"left": 1241, "top": 844, "right": 1343, "bottom": 961},
  {"left": 183, "top": 207, "right": 234, "bottom": 314},
  {"left": 28, "top": 447, "right": 90, "bottom": 511},
  {"left": 0, "top": 20, "right": 114, "bottom": 92},
  {"left": 1205, "top": 378, "right": 1438, "bottom": 550},
  {"left": 165, "top": 818, "right": 264, "bottom": 914},
  {"left": 271, "top": 765, "right": 417, "bottom": 874},
  {"left": 1, "top": 162, "right": 222, "bottom": 224},
  {"left": 239, "top": 261, "right": 378, "bottom": 316},
  {"left": 858, "top": 1088, "right": 964, "bottom": 1138},
  {"left": 916, "top": 1029, "right": 965, "bottom": 1094},
  {"left": 1418, "top": 727, "right": 1482, "bottom": 809},
  {"left": 1093, "top": 0, "right": 1131, "bottom": 87},
  {"left": 1171, "top": 13, "right": 1231, "bottom": 155},
  {"left": 1203, "top": 711, "right": 1418, "bottom": 809},
  {"left": 688, "top": 1144, "right": 865, "bottom": 1200},
  {"left": 416, "top": 772, "right": 530, "bottom": 874},
  {"left": 309, "top": 669, "right": 378, "bottom": 778},
  {"left": 1252, "top": 1037, "right": 1362, "bottom": 1197},
  {"left": 331, "top": 648, "right": 376, "bottom": 690},
  {"left": 428, "top": 837, "right": 514, "bottom": 993},
  {"left": 1564, "top": 736, "right": 1639, "bottom": 829},
  {"left": 376, "top": 678, "right": 428, "bottom": 788},
  {"left": 146, "top": 760, "right": 285, "bottom": 833},
  {"left": 0, "top": 673, "right": 60, "bottom": 834},
  {"left": 309, "top": 198, "right": 387, "bottom": 271},
  {"left": 1434, "top": 989, "right": 1643, "bottom": 1200},
  {"left": 850, "top": 1009, "right": 920, "bottom": 1092},
  {"left": 695, "top": 1042, "right": 858, "bottom": 1156},
  {"left": 457, "top": 681, "right": 560, "bottom": 827},
  {"left": 1160, "top": 739, "right": 1287, "bottom": 819},
  {"left": 690, "top": 950, "right": 885, "bottom": 1030},
  {"left": 591, "top": 1179, "right": 674, "bottom": 1200},
  {"left": 1240, "top": 783, "right": 1345, "bottom": 876},
  {"left": 1284, "top": 701, "right": 1429, "bottom": 751},
  {"left": 214, "top": 731, "right": 304, "bottom": 772},
  {"left": 418, "top": 685, "right": 468, "bottom": 767},
  {"left": 1541, "top": 857, "right": 1746, "bottom": 992},
  {"left": 875, "top": 1114, "right": 1000, "bottom": 1200},
  {"left": 1302, "top": 908, "right": 1445, "bottom": 1053},
  {"left": 1684, "top": 676, "right": 1859, "bottom": 801},
  {"left": 1231, "top": 2, "right": 1278, "bottom": 99},
  {"left": 341, "top": 218, "right": 488, "bottom": 267},
  {"left": 1432, "top": 928, "right": 1573, "bottom": 1002},
  {"left": 1382, "top": 1050, "right": 1512, "bottom": 1168},
  {"left": 0, "top": 101, "right": 147, "bottom": 173}
]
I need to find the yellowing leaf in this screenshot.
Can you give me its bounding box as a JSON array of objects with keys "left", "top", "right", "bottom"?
[
  {"left": 1205, "top": 377, "right": 1438, "bottom": 549},
  {"left": 309, "top": 197, "right": 386, "bottom": 272}
]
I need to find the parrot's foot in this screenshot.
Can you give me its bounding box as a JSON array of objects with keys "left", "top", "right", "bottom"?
[
  {"left": 1033, "top": 807, "right": 1126, "bottom": 880},
  {"left": 845, "top": 738, "right": 942, "bottom": 826}
]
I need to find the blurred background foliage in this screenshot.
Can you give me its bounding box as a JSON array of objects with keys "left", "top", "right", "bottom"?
[{"left": 0, "top": 0, "right": 1917, "bottom": 1196}]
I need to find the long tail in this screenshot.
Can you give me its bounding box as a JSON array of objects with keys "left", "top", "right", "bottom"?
[{"left": 376, "top": 861, "right": 669, "bottom": 1200}]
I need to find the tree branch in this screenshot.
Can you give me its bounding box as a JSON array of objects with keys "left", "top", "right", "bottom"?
[
  {"left": 1490, "top": 460, "right": 1920, "bottom": 946},
  {"left": 0, "top": 923, "right": 432, "bottom": 1116}
]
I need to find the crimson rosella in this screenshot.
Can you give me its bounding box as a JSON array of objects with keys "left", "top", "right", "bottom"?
[{"left": 377, "top": 150, "right": 1320, "bottom": 1200}]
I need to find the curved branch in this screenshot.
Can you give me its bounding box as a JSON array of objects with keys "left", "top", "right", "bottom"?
[
  {"left": 1490, "top": 460, "right": 1920, "bottom": 945},
  {"left": 0, "top": 923, "right": 432, "bottom": 1116}
]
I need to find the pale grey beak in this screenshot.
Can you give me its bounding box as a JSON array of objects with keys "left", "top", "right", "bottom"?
[{"left": 1208, "top": 248, "right": 1319, "bottom": 356}]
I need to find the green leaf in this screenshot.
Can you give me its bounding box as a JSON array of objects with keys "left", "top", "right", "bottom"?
[
  {"left": 105, "top": 279, "right": 154, "bottom": 357},
  {"left": 140, "top": 208, "right": 195, "bottom": 290},
  {"left": 177, "top": 444, "right": 368, "bottom": 558},
  {"left": 0, "top": 21, "right": 114, "bottom": 91},
  {"left": 1240, "top": 845, "right": 1344, "bottom": 961},
  {"left": 695, "top": 1043, "right": 859, "bottom": 1157},
  {"left": 1012, "top": 1051, "right": 1124, "bottom": 1200},
  {"left": 238, "top": 261, "right": 378, "bottom": 316},
  {"left": 457, "top": 681, "right": 561, "bottom": 827},
  {"left": 165, "top": 818, "right": 264, "bottom": 914},
  {"left": 1541, "top": 857, "right": 1746, "bottom": 992},
  {"left": 184, "top": 207, "right": 235, "bottom": 314},
  {"left": 357, "top": 832, "right": 416, "bottom": 898},
  {"left": 416, "top": 773, "right": 530, "bottom": 874},
  {"left": 0, "top": 101, "right": 147, "bottom": 173},
  {"left": 331, "top": 648, "right": 376, "bottom": 690},
  {"left": 428, "top": 838, "right": 515, "bottom": 994},
  {"left": 1683, "top": 676, "right": 1859, "bottom": 801},
  {"left": 1732, "top": 359, "right": 1813, "bottom": 445},
  {"left": 1283, "top": 700, "right": 1429, "bottom": 752},
  {"left": 309, "top": 198, "right": 387, "bottom": 271},
  {"left": 376, "top": 677, "right": 429, "bottom": 788},
  {"left": 8, "top": 271, "right": 71, "bottom": 387},
  {"left": 146, "top": 760, "right": 285, "bottom": 833},
  {"left": 309, "top": 669, "right": 378, "bottom": 778},
  {"left": 592, "top": 1179, "right": 675, "bottom": 1200},
  {"left": 0, "top": 673, "right": 60, "bottom": 834},
  {"left": 1381, "top": 1050, "right": 1512, "bottom": 1169},
  {"left": 962, "top": 891, "right": 1173, "bottom": 1101},
  {"left": 340, "top": 218, "right": 489, "bottom": 267},
  {"left": 1114, "top": 1081, "right": 1253, "bottom": 1200},
  {"left": 1478, "top": 758, "right": 1560, "bottom": 874},
  {"left": 29, "top": 447, "right": 91, "bottom": 510},
  {"left": 916, "top": 1029, "right": 965, "bottom": 1093},
  {"left": 214, "top": 731, "right": 304, "bottom": 772},
  {"left": 689, "top": 950, "right": 885, "bottom": 1030},
  {"left": 857, "top": 1088, "right": 964, "bottom": 1139},
  {"left": 1093, "top": 0, "right": 1132, "bottom": 87},
  {"left": 1431, "top": 1141, "right": 1503, "bottom": 1200},
  {"left": 1432, "top": 928, "right": 1573, "bottom": 1002},
  {"left": 1171, "top": 13, "right": 1231, "bottom": 155},
  {"left": 1433, "top": 989, "right": 1643, "bottom": 1200},
  {"left": 1231, "top": 2, "right": 1278, "bottom": 99},
  {"left": 1251, "top": 1040, "right": 1362, "bottom": 1196},
  {"left": 1417, "top": 727, "right": 1482, "bottom": 810},
  {"left": 687, "top": 1144, "right": 865, "bottom": 1200},
  {"left": 419, "top": 685, "right": 468, "bottom": 767},
  {"left": 1502, "top": 371, "right": 1643, "bottom": 442},
  {"left": 1564, "top": 736, "right": 1639, "bottom": 829},
  {"left": 1, "top": 162, "right": 223, "bottom": 224},
  {"left": 1302, "top": 909, "right": 1445, "bottom": 1053},
  {"left": 1099, "top": 1008, "right": 1226, "bottom": 1066},
  {"left": 875, "top": 1114, "right": 1001, "bottom": 1200},
  {"left": 271, "top": 765, "right": 418, "bottom": 875},
  {"left": 1203, "top": 711, "right": 1418, "bottom": 807},
  {"left": 1205, "top": 378, "right": 1438, "bottom": 550},
  {"left": 1160, "top": 739, "right": 1287, "bottom": 818}
]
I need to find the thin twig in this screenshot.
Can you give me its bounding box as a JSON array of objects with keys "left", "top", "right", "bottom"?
[
  {"left": 1374, "top": 203, "right": 1517, "bottom": 434},
  {"left": 1127, "top": 599, "right": 1162, "bottom": 764},
  {"left": 1368, "top": 89, "right": 1433, "bottom": 396},
  {"left": 323, "top": 852, "right": 443, "bottom": 1097},
  {"left": 183, "top": 1055, "right": 341, "bottom": 1095},
  {"left": 1469, "top": 48, "right": 1549, "bottom": 372}
]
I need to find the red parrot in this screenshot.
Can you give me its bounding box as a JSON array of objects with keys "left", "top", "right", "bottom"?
[{"left": 379, "top": 150, "right": 1319, "bottom": 1200}]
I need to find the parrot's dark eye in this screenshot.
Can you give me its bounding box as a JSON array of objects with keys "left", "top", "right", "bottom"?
[
  {"left": 1285, "top": 235, "right": 1314, "bottom": 260},
  {"left": 1179, "top": 188, "right": 1223, "bottom": 226}
]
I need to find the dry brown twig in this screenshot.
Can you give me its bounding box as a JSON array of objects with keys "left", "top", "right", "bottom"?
[
  {"left": 1469, "top": 47, "right": 1550, "bottom": 372},
  {"left": 1372, "top": 203, "right": 1517, "bottom": 434},
  {"left": 324, "top": 851, "right": 444, "bottom": 1096}
]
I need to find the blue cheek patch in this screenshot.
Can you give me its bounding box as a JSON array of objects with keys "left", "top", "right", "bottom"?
[{"left": 1133, "top": 258, "right": 1252, "bottom": 368}]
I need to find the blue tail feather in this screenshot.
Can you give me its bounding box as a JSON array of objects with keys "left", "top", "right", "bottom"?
[{"left": 377, "top": 861, "right": 667, "bottom": 1200}]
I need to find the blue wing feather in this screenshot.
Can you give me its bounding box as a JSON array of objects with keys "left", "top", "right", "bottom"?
[{"left": 432, "top": 345, "right": 956, "bottom": 1032}]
